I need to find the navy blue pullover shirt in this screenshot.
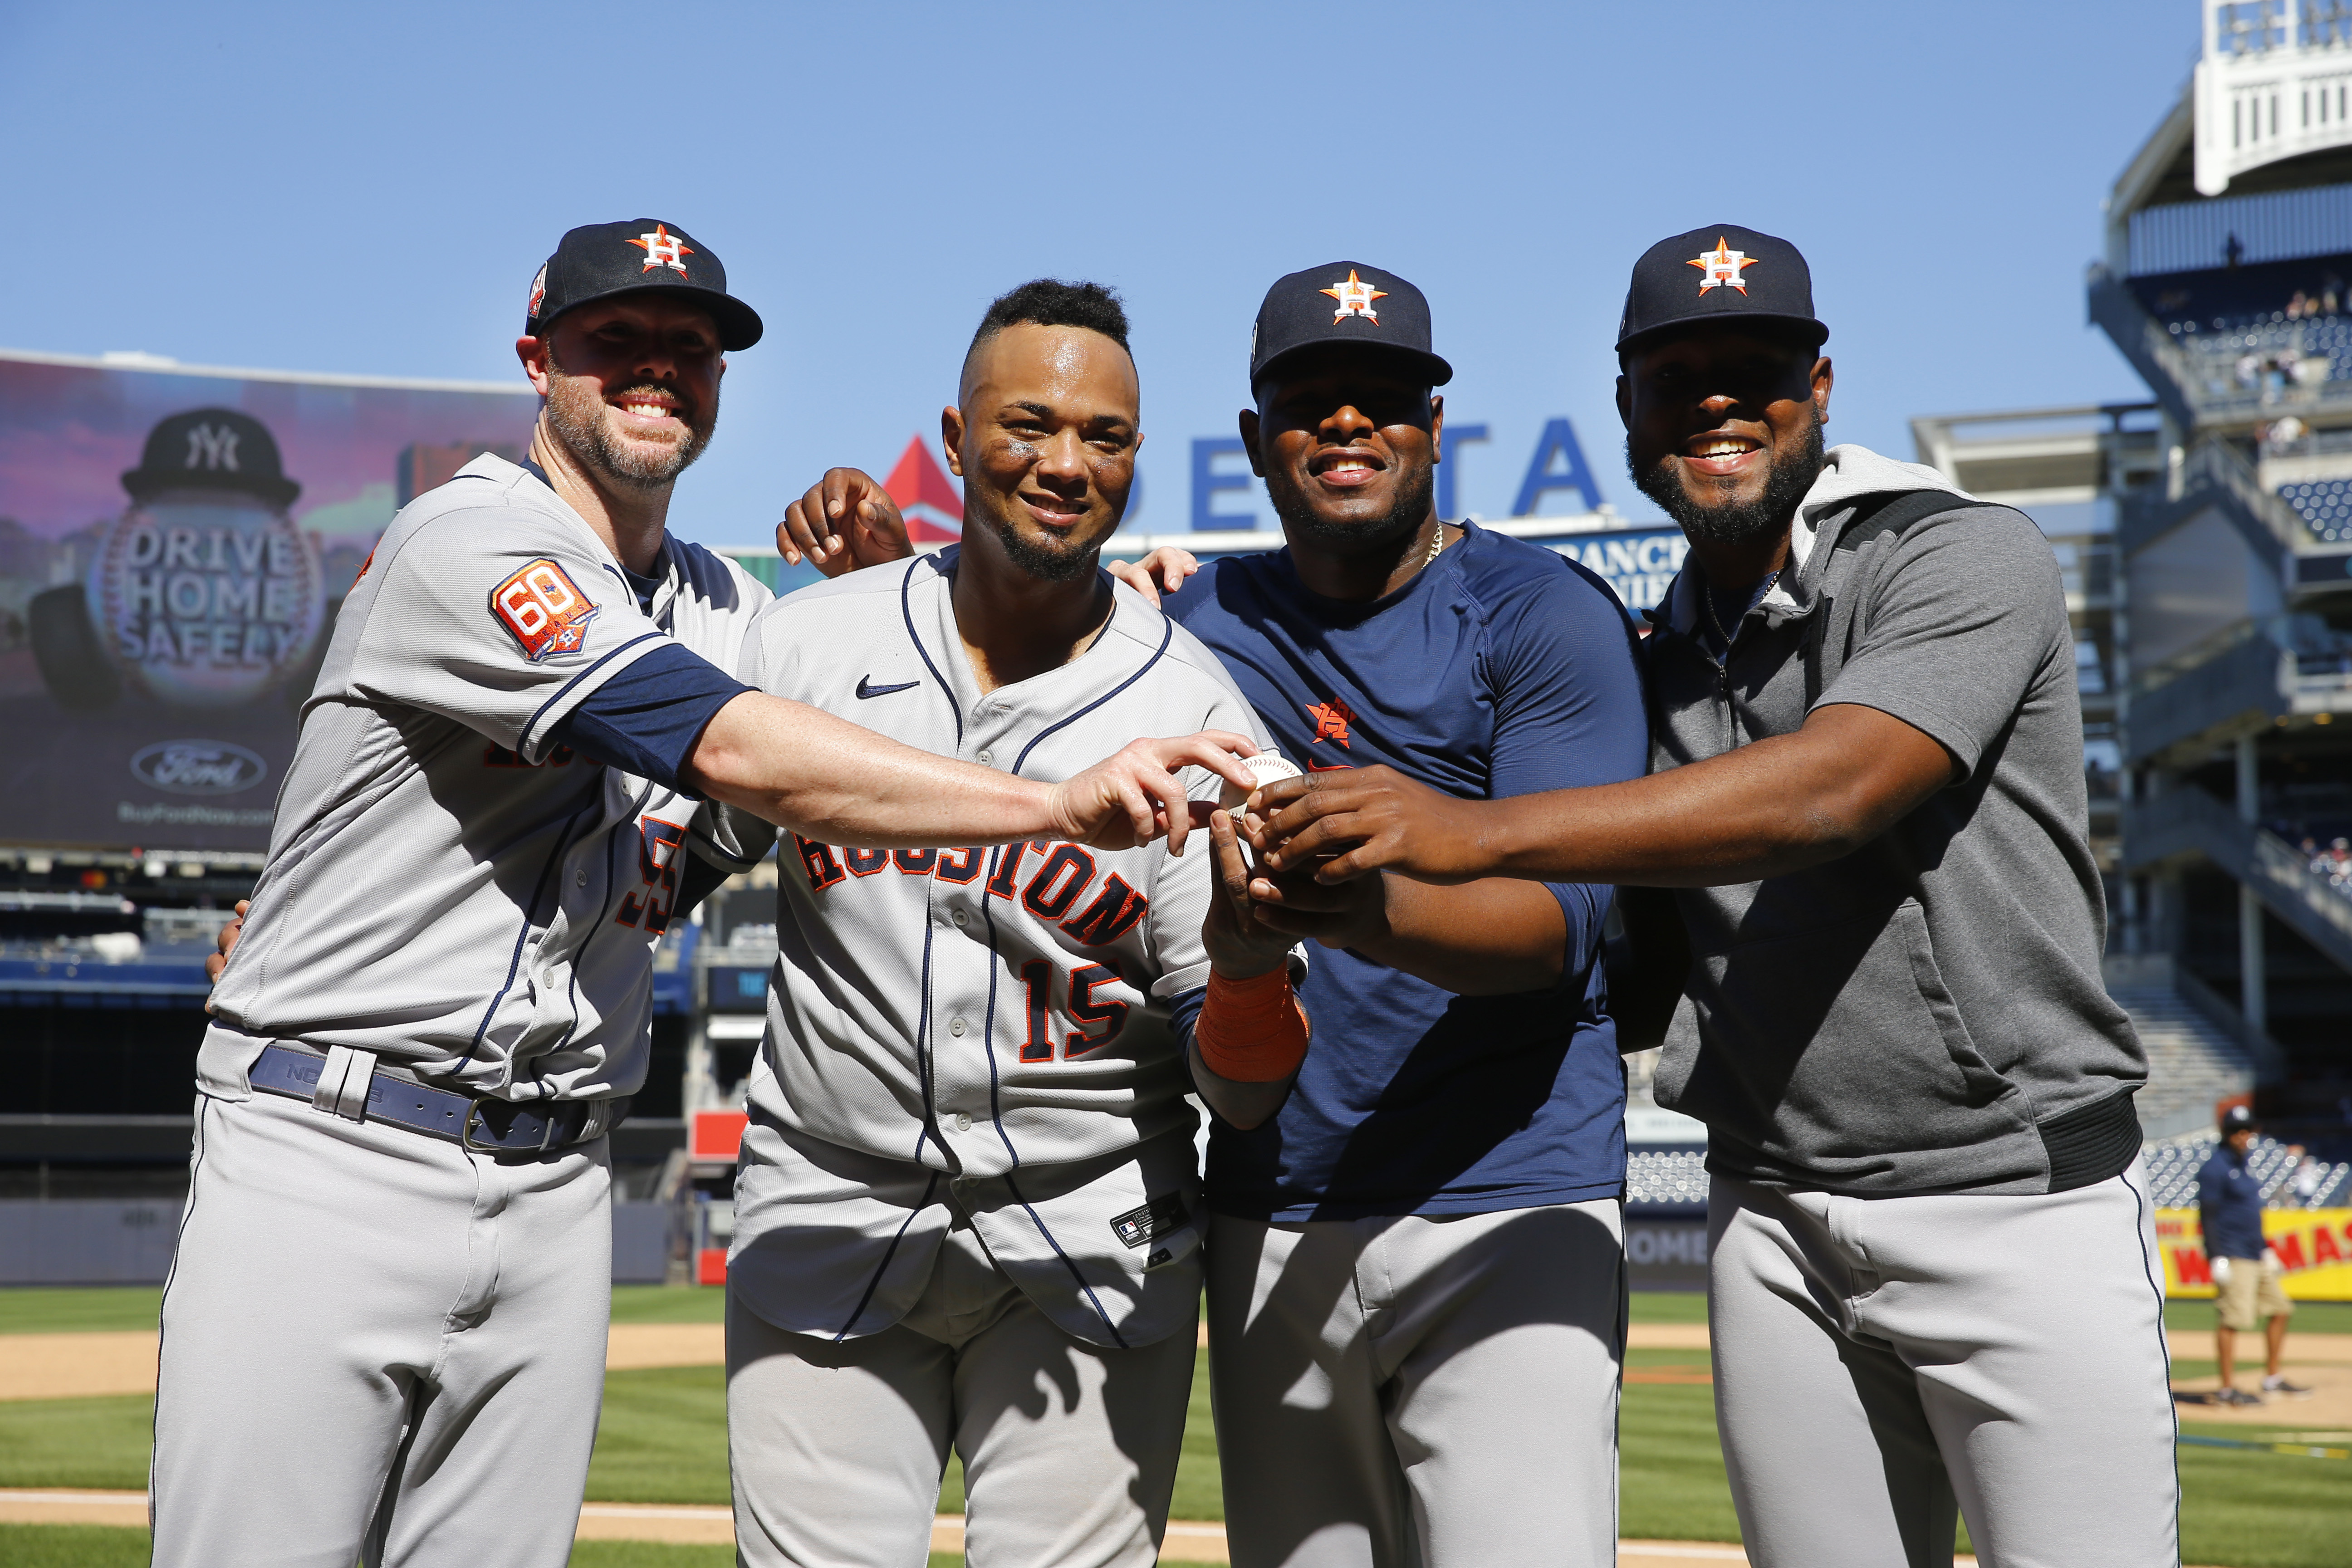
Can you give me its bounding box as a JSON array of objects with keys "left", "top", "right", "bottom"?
[
  {"left": 1166, "top": 522, "right": 1649, "bottom": 1220},
  {"left": 2198, "top": 1141, "right": 2267, "bottom": 1261}
]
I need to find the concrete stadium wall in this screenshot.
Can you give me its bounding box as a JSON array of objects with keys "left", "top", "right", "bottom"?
[{"left": 0, "top": 1200, "right": 673, "bottom": 1286}]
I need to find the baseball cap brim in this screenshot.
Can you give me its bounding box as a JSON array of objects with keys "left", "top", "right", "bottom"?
[
  {"left": 541, "top": 282, "right": 764, "bottom": 352},
  {"left": 1616, "top": 311, "right": 1827, "bottom": 357},
  {"left": 1252, "top": 340, "right": 1454, "bottom": 390}
]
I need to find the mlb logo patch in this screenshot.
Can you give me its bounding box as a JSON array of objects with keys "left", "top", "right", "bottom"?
[
  {"left": 1110, "top": 1192, "right": 1190, "bottom": 1250},
  {"left": 491, "top": 559, "right": 600, "bottom": 662}
]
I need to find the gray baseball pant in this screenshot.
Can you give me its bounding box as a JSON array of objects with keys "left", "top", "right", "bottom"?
[
  {"left": 1205, "top": 1200, "right": 1626, "bottom": 1568},
  {"left": 726, "top": 1217, "right": 1196, "bottom": 1568},
  {"left": 1707, "top": 1160, "right": 2179, "bottom": 1568},
  {"left": 150, "top": 1090, "right": 612, "bottom": 1568}
]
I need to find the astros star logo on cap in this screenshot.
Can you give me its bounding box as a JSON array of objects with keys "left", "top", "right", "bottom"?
[
  {"left": 1688, "top": 237, "right": 1757, "bottom": 295},
  {"left": 1320, "top": 269, "right": 1387, "bottom": 324},
  {"left": 627, "top": 223, "right": 694, "bottom": 279}
]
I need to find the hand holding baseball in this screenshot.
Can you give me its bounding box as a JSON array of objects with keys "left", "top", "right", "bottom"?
[
  {"left": 1045, "top": 732, "right": 1260, "bottom": 854},
  {"left": 1254, "top": 763, "right": 1492, "bottom": 884}
]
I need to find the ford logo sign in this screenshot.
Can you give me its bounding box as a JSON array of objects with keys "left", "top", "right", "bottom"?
[{"left": 130, "top": 739, "right": 269, "bottom": 796}]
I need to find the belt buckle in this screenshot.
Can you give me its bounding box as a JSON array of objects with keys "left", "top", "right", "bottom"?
[
  {"left": 459, "top": 1099, "right": 498, "bottom": 1153},
  {"left": 460, "top": 1098, "right": 566, "bottom": 1154}
]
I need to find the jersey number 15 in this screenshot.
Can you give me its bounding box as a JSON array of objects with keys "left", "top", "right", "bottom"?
[{"left": 1016, "top": 961, "right": 1128, "bottom": 1063}]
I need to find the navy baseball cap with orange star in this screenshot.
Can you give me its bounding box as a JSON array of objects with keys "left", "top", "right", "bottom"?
[
  {"left": 1250, "top": 261, "right": 1453, "bottom": 388},
  {"left": 524, "top": 219, "right": 764, "bottom": 351},
  {"left": 1616, "top": 224, "right": 1825, "bottom": 357}
]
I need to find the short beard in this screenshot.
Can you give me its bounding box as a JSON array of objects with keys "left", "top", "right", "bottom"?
[
  {"left": 1630, "top": 412, "right": 1824, "bottom": 545},
  {"left": 542, "top": 345, "right": 715, "bottom": 491},
  {"left": 1267, "top": 460, "right": 1436, "bottom": 554},
  {"left": 981, "top": 510, "right": 1102, "bottom": 583}
]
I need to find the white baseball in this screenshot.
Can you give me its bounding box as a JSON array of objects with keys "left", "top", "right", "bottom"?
[{"left": 1220, "top": 751, "right": 1303, "bottom": 813}]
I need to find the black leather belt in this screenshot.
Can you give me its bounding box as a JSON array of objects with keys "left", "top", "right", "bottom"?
[{"left": 250, "top": 1044, "right": 628, "bottom": 1153}]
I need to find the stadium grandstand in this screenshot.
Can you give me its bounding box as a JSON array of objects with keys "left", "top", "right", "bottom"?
[{"left": 2074, "top": 0, "right": 2352, "bottom": 1159}]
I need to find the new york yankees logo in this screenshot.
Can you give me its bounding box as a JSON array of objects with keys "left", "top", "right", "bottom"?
[{"left": 183, "top": 423, "right": 240, "bottom": 473}]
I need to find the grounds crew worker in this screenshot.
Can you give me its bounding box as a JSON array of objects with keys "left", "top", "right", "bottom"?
[
  {"left": 161, "top": 221, "right": 1256, "bottom": 1568},
  {"left": 2200, "top": 1102, "right": 2312, "bottom": 1404},
  {"left": 1251, "top": 225, "right": 2178, "bottom": 1568}
]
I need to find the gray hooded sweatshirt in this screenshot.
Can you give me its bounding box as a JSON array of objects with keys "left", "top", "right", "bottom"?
[{"left": 1643, "top": 443, "right": 2145, "bottom": 1196}]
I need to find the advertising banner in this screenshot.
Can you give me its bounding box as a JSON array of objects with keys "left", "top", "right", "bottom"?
[
  {"left": 2154, "top": 1208, "right": 2352, "bottom": 1300},
  {"left": 1540, "top": 527, "right": 1689, "bottom": 615},
  {"left": 0, "top": 350, "right": 535, "bottom": 853}
]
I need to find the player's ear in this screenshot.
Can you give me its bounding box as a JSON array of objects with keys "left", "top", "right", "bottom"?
[
  {"left": 1428, "top": 393, "right": 1444, "bottom": 451},
  {"left": 1614, "top": 373, "right": 1632, "bottom": 431},
  {"left": 1238, "top": 408, "right": 1264, "bottom": 479},
  {"left": 1812, "top": 356, "right": 1833, "bottom": 426},
  {"left": 941, "top": 406, "right": 968, "bottom": 479},
  {"left": 518, "top": 337, "right": 554, "bottom": 396}
]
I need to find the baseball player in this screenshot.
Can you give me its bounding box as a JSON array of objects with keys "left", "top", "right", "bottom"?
[
  {"left": 721, "top": 279, "right": 1309, "bottom": 1568},
  {"left": 159, "top": 227, "right": 1255, "bottom": 1568},
  {"left": 1148, "top": 263, "right": 1649, "bottom": 1568},
  {"left": 1255, "top": 226, "right": 2178, "bottom": 1568}
]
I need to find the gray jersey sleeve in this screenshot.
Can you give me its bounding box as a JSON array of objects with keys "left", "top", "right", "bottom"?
[{"left": 343, "top": 505, "right": 681, "bottom": 761}]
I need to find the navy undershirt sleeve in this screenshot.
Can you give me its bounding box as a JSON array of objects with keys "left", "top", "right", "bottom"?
[
  {"left": 1481, "top": 564, "right": 1651, "bottom": 990},
  {"left": 548, "top": 640, "right": 752, "bottom": 795},
  {"left": 1167, "top": 983, "right": 1208, "bottom": 1092}
]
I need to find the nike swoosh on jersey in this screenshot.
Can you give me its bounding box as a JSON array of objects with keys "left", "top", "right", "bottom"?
[{"left": 855, "top": 675, "right": 921, "bottom": 700}]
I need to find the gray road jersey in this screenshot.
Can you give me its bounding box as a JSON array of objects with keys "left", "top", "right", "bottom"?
[
  {"left": 724, "top": 552, "right": 1282, "bottom": 1350},
  {"left": 201, "top": 455, "right": 770, "bottom": 1104}
]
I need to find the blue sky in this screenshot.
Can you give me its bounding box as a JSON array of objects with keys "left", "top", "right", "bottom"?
[{"left": 0, "top": 1, "right": 2191, "bottom": 548}]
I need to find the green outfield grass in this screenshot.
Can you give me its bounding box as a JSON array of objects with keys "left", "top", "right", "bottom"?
[
  {"left": 3, "top": 1284, "right": 2347, "bottom": 1336},
  {"left": 608, "top": 1285, "right": 727, "bottom": 1326},
  {"left": 0, "top": 1393, "right": 151, "bottom": 1492},
  {"left": 0, "top": 1525, "right": 905, "bottom": 1568},
  {"left": 0, "top": 1289, "right": 165, "bottom": 1335},
  {"left": 0, "top": 1284, "right": 732, "bottom": 1335},
  {"left": 2167, "top": 1298, "right": 2352, "bottom": 1335}
]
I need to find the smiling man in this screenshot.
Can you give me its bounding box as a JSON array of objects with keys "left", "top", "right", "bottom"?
[
  {"left": 158, "top": 233, "right": 1254, "bottom": 1568},
  {"left": 719, "top": 280, "right": 1305, "bottom": 1568},
  {"left": 1153, "top": 263, "right": 1647, "bottom": 1568},
  {"left": 1254, "top": 226, "right": 2178, "bottom": 1568}
]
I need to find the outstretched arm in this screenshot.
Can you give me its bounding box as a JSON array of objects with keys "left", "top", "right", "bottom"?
[
  {"left": 1231, "top": 852, "right": 1566, "bottom": 995},
  {"left": 683, "top": 694, "right": 1257, "bottom": 855},
  {"left": 1256, "top": 703, "right": 1956, "bottom": 887}
]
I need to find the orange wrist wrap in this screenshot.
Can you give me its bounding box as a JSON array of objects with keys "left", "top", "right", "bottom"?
[{"left": 1195, "top": 969, "right": 1310, "bottom": 1083}]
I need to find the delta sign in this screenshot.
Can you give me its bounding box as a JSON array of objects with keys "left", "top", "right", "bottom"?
[{"left": 771, "top": 419, "right": 1690, "bottom": 619}]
